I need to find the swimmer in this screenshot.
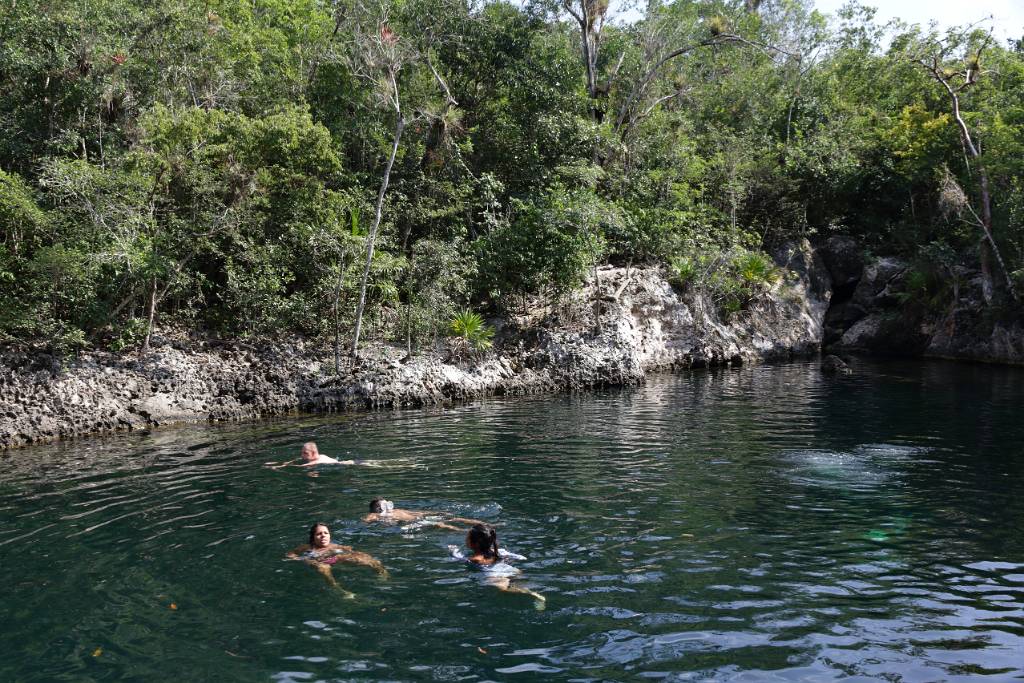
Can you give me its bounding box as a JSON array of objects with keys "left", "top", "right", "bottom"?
[
  {"left": 287, "top": 522, "right": 388, "bottom": 597},
  {"left": 363, "top": 498, "right": 485, "bottom": 531},
  {"left": 265, "top": 441, "right": 361, "bottom": 469},
  {"left": 448, "top": 523, "right": 545, "bottom": 607}
]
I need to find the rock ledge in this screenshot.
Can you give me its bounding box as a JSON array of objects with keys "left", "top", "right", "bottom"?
[{"left": 1, "top": 246, "right": 831, "bottom": 450}]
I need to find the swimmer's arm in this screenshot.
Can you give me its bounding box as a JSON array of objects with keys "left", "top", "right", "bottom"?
[
  {"left": 337, "top": 550, "right": 388, "bottom": 577},
  {"left": 446, "top": 516, "right": 487, "bottom": 527},
  {"left": 285, "top": 544, "right": 311, "bottom": 559},
  {"left": 362, "top": 513, "right": 379, "bottom": 523},
  {"left": 265, "top": 459, "right": 300, "bottom": 469},
  {"left": 412, "top": 510, "right": 476, "bottom": 526},
  {"left": 498, "top": 549, "right": 527, "bottom": 561},
  {"left": 404, "top": 518, "right": 457, "bottom": 530}
]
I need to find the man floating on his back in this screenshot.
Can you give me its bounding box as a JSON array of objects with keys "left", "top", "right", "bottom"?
[{"left": 265, "top": 441, "right": 362, "bottom": 469}]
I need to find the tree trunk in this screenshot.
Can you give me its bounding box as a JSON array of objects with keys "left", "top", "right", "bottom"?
[
  {"left": 564, "top": 2, "right": 600, "bottom": 115},
  {"left": 405, "top": 303, "right": 413, "bottom": 358},
  {"left": 351, "top": 116, "right": 405, "bottom": 356},
  {"left": 975, "top": 167, "right": 1018, "bottom": 301},
  {"left": 142, "top": 274, "right": 157, "bottom": 353},
  {"left": 930, "top": 60, "right": 1017, "bottom": 302},
  {"left": 333, "top": 260, "right": 345, "bottom": 375},
  {"left": 978, "top": 169, "right": 995, "bottom": 303}
]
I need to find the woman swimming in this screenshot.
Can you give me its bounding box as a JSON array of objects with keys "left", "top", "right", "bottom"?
[
  {"left": 448, "top": 523, "right": 545, "bottom": 606},
  {"left": 287, "top": 522, "right": 387, "bottom": 597}
]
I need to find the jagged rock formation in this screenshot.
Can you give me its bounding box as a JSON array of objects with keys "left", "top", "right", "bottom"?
[
  {"left": 0, "top": 241, "right": 831, "bottom": 450},
  {"left": 822, "top": 238, "right": 1024, "bottom": 364}
]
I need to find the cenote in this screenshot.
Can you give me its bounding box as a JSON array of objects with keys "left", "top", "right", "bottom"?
[{"left": 2, "top": 359, "right": 1023, "bottom": 681}]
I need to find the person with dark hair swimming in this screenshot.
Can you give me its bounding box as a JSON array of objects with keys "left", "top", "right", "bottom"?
[
  {"left": 448, "top": 523, "right": 545, "bottom": 606},
  {"left": 364, "top": 498, "right": 485, "bottom": 531},
  {"left": 287, "top": 522, "right": 387, "bottom": 597}
]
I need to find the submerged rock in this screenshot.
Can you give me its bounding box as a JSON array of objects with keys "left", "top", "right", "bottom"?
[{"left": 820, "top": 354, "right": 852, "bottom": 375}]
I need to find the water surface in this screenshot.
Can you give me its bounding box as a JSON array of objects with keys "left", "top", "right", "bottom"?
[{"left": 2, "top": 359, "right": 1023, "bottom": 681}]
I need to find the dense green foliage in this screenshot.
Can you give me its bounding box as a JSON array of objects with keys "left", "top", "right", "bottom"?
[{"left": 1, "top": 0, "right": 1022, "bottom": 353}]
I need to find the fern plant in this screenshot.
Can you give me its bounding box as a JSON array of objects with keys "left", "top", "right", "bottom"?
[
  {"left": 449, "top": 309, "right": 494, "bottom": 352},
  {"left": 734, "top": 251, "right": 780, "bottom": 287},
  {"left": 668, "top": 256, "right": 699, "bottom": 289}
]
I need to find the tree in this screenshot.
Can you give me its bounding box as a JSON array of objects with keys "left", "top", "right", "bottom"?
[
  {"left": 343, "top": 0, "right": 465, "bottom": 356},
  {"left": 910, "top": 29, "right": 1018, "bottom": 302},
  {"left": 557, "top": 0, "right": 798, "bottom": 149},
  {"left": 476, "top": 184, "right": 604, "bottom": 310}
]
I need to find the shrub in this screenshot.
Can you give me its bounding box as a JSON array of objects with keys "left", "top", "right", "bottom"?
[
  {"left": 449, "top": 309, "right": 494, "bottom": 353},
  {"left": 474, "top": 186, "right": 605, "bottom": 307},
  {"left": 401, "top": 239, "right": 476, "bottom": 353},
  {"left": 668, "top": 256, "right": 699, "bottom": 289},
  {"left": 668, "top": 246, "right": 780, "bottom": 317},
  {"left": 734, "top": 251, "right": 780, "bottom": 288},
  {"left": 894, "top": 242, "right": 958, "bottom": 311}
]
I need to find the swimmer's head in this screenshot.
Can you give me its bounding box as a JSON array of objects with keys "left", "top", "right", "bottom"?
[
  {"left": 466, "top": 523, "right": 499, "bottom": 559},
  {"left": 300, "top": 442, "right": 320, "bottom": 462},
  {"left": 308, "top": 522, "right": 331, "bottom": 548},
  {"left": 369, "top": 499, "right": 394, "bottom": 514}
]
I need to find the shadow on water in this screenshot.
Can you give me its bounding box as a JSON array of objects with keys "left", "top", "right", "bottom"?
[{"left": 1, "top": 358, "right": 1023, "bottom": 680}]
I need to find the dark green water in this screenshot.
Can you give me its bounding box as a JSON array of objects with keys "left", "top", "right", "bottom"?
[{"left": 2, "top": 359, "right": 1024, "bottom": 681}]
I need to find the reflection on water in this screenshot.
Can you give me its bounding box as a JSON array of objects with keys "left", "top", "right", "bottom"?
[{"left": 2, "top": 358, "right": 1024, "bottom": 681}]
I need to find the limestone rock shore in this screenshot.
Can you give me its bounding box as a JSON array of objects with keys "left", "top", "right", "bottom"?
[
  {"left": 0, "top": 242, "right": 831, "bottom": 449},
  {"left": 820, "top": 241, "right": 1024, "bottom": 365}
]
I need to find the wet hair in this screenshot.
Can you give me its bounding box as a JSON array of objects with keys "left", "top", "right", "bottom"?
[
  {"left": 369, "top": 499, "right": 384, "bottom": 513},
  {"left": 466, "top": 523, "right": 500, "bottom": 560},
  {"left": 308, "top": 522, "right": 329, "bottom": 546}
]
